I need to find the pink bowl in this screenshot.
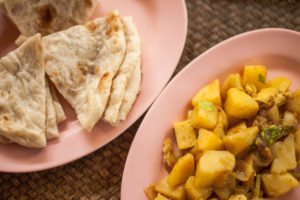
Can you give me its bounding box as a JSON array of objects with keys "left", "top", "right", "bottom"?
[
  {"left": 0, "top": 0, "right": 187, "bottom": 172},
  {"left": 121, "top": 28, "right": 300, "bottom": 200}
]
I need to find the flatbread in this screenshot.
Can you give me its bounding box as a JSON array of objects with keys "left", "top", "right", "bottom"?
[
  {"left": 103, "top": 17, "right": 141, "bottom": 125},
  {"left": 45, "top": 78, "right": 59, "bottom": 139},
  {"left": 48, "top": 78, "right": 66, "bottom": 123},
  {"left": 44, "top": 11, "right": 126, "bottom": 131},
  {"left": 0, "top": 0, "right": 98, "bottom": 37},
  {"left": 0, "top": 34, "right": 46, "bottom": 148},
  {"left": 0, "top": 77, "right": 60, "bottom": 144},
  {"left": 118, "top": 58, "right": 142, "bottom": 121}
]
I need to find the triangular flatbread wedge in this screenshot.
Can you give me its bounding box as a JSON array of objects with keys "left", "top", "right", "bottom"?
[
  {"left": 103, "top": 17, "right": 141, "bottom": 125},
  {"left": 0, "top": 0, "right": 98, "bottom": 38},
  {"left": 44, "top": 11, "right": 126, "bottom": 131},
  {"left": 0, "top": 76, "right": 62, "bottom": 144},
  {"left": 0, "top": 34, "right": 46, "bottom": 148}
]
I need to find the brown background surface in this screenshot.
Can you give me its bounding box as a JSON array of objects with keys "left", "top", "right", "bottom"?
[{"left": 1, "top": 0, "right": 300, "bottom": 199}]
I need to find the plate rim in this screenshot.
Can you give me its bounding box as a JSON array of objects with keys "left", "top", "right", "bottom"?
[{"left": 120, "top": 28, "right": 300, "bottom": 199}]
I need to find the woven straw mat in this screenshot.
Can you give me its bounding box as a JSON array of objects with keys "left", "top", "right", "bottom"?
[{"left": 1, "top": 0, "right": 300, "bottom": 199}]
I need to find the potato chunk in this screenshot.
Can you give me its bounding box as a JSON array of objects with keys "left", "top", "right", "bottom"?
[
  {"left": 267, "top": 76, "right": 291, "bottom": 93},
  {"left": 294, "top": 129, "right": 300, "bottom": 158},
  {"left": 168, "top": 153, "right": 195, "bottom": 186},
  {"left": 197, "top": 129, "right": 224, "bottom": 151},
  {"left": 194, "top": 151, "right": 235, "bottom": 188},
  {"left": 174, "top": 120, "right": 197, "bottom": 150},
  {"left": 223, "top": 126, "right": 259, "bottom": 155},
  {"left": 262, "top": 173, "right": 298, "bottom": 197},
  {"left": 155, "top": 176, "right": 185, "bottom": 200},
  {"left": 226, "top": 121, "right": 247, "bottom": 136},
  {"left": 214, "top": 187, "right": 232, "bottom": 200},
  {"left": 192, "top": 79, "right": 222, "bottom": 107},
  {"left": 266, "top": 105, "right": 280, "bottom": 124},
  {"left": 222, "top": 73, "right": 244, "bottom": 99},
  {"left": 191, "top": 101, "right": 218, "bottom": 129},
  {"left": 184, "top": 176, "right": 213, "bottom": 200},
  {"left": 228, "top": 194, "right": 247, "bottom": 200},
  {"left": 242, "top": 65, "right": 267, "bottom": 90},
  {"left": 255, "top": 87, "right": 278, "bottom": 106},
  {"left": 145, "top": 185, "right": 157, "bottom": 200},
  {"left": 224, "top": 88, "right": 259, "bottom": 119},
  {"left": 286, "top": 88, "right": 300, "bottom": 115},
  {"left": 154, "top": 193, "right": 170, "bottom": 200},
  {"left": 271, "top": 134, "right": 297, "bottom": 174}
]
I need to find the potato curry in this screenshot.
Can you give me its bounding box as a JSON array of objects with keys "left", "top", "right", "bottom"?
[{"left": 145, "top": 65, "right": 300, "bottom": 200}]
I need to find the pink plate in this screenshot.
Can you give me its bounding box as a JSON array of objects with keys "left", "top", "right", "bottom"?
[
  {"left": 0, "top": 0, "right": 187, "bottom": 172},
  {"left": 121, "top": 28, "right": 300, "bottom": 200}
]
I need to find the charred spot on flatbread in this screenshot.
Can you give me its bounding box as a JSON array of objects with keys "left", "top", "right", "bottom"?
[
  {"left": 36, "top": 4, "right": 57, "bottom": 30},
  {"left": 97, "top": 72, "right": 110, "bottom": 92},
  {"left": 86, "top": 21, "right": 97, "bottom": 32}
]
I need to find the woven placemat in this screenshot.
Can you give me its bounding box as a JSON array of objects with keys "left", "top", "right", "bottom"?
[{"left": 1, "top": 0, "right": 300, "bottom": 199}]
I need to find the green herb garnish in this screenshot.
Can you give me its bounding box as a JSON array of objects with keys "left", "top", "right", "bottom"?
[
  {"left": 198, "top": 101, "right": 214, "bottom": 112},
  {"left": 260, "top": 126, "right": 284, "bottom": 146},
  {"left": 258, "top": 74, "right": 265, "bottom": 84}
]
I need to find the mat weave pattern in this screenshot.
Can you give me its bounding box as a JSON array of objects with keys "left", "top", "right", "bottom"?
[{"left": 1, "top": 0, "right": 300, "bottom": 199}]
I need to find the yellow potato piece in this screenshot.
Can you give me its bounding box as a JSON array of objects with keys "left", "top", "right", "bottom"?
[
  {"left": 228, "top": 194, "right": 247, "bottom": 200},
  {"left": 194, "top": 151, "right": 235, "bottom": 188},
  {"left": 242, "top": 65, "right": 267, "bottom": 90},
  {"left": 155, "top": 176, "right": 185, "bottom": 200},
  {"left": 267, "top": 76, "right": 291, "bottom": 93},
  {"left": 262, "top": 173, "right": 298, "bottom": 197},
  {"left": 214, "top": 187, "right": 232, "bottom": 200},
  {"left": 266, "top": 105, "right": 280, "bottom": 124},
  {"left": 192, "top": 79, "right": 222, "bottom": 107},
  {"left": 286, "top": 88, "right": 300, "bottom": 115},
  {"left": 294, "top": 129, "right": 300, "bottom": 158},
  {"left": 271, "top": 134, "right": 297, "bottom": 174},
  {"left": 174, "top": 120, "right": 197, "bottom": 150},
  {"left": 224, "top": 88, "right": 259, "bottom": 119},
  {"left": 255, "top": 87, "right": 278, "bottom": 106},
  {"left": 168, "top": 153, "right": 195, "bottom": 187},
  {"left": 213, "top": 123, "right": 225, "bottom": 139},
  {"left": 154, "top": 193, "right": 170, "bottom": 200},
  {"left": 184, "top": 176, "right": 213, "bottom": 200},
  {"left": 223, "top": 126, "right": 259, "bottom": 155},
  {"left": 197, "top": 129, "right": 224, "bottom": 151},
  {"left": 191, "top": 101, "right": 218, "bottom": 130},
  {"left": 145, "top": 184, "right": 157, "bottom": 200},
  {"left": 226, "top": 121, "right": 247, "bottom": 136},
  {"left": 222, "top": 73, "right": 244, "bottom": 99}
]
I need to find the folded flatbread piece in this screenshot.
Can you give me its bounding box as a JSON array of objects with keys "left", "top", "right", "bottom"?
[
  {"left": 44, "top": 11, "right": 126, "bottom": 131},
  {"left": 118, "top": 58, "right": 142, "bottom": 121},
  {"left": 0, "top": 34, "right": 46, "bottom": 148},
  {"left": 0, "top": 0, "right": 98, "bottom": 37},
  {"left": 103, "top": 17, "right": 141, "bottom": 125}
]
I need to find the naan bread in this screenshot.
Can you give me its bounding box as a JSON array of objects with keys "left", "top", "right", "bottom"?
[
  {"left": 0, "top": 77, "right": 60, "bottom": 144},
  {"left": 0, "top": 34, "right": 46, "bottom": 148},
  {"left": 103, "top": 17, "right": 141, "bottom": 125},
  {"left": 0, "top": 0, "right": 98, "bottom": 37},
  {"left": 45, "top": 78, "right": 59, "bottom": 139},
  {"left": 118, "top": 58, "right": 142, "bottom": 121},
  {"left": 48, "top": 78, "right": 66, "bottom": 123},
  {"left": 44, "top": 11, "right": 126, "bottom": 131}
]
